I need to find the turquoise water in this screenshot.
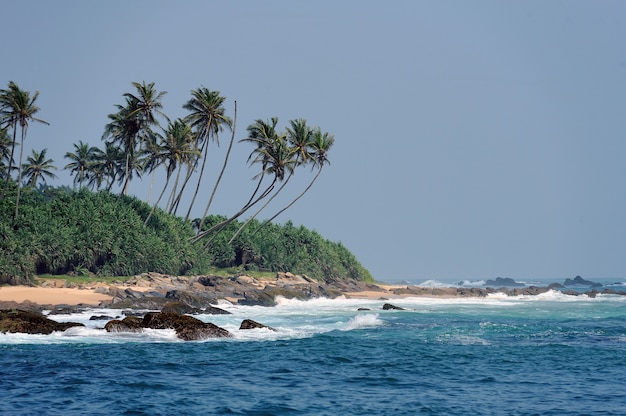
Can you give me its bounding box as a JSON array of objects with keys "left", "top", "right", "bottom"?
[{"left": 2, "top": 291, "right": 626, "bottom": 415}]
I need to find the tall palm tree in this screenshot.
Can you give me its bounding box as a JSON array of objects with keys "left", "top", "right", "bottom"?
[
  {"left": 22, "top": 148, "right": 57, "bottom": 187},
  {"left": 144, "top": 119, "right": 199, "bottom": 225},
  {"left": 64, "top": 140, "right": 98, "bottom": 188},
  {"left": 102, "top": 98, "right": 140, "bottom": 194},
  {"left": 179, "top": 87, "right": 232, "bottom": 219},
  {"left": 124, "top": 81, "right": 169, "bottom": 127},
  {"left": 102, "top": 82, "right": 167, "bottom": 195},
  {"left": 0, "top": 81, "right": 49, "bottom": 219}
]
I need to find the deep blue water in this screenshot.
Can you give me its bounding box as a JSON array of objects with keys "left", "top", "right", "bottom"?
[{"left": 2, "top": 292, "right": 626, "bottom": 415}]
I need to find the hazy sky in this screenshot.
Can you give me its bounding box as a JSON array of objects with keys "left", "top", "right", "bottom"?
[{"left": 2, "top": 1, "right": 626, "bottom": 283}]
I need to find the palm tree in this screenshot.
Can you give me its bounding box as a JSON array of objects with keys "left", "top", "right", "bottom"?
[
  {"left": 87, "top": 141, "right": 123, "bottom": 191},
  {"left": 0, "top": 81, "right": 49, "bottom": 219},
  {"left": 0, "top": 127, "right": 15, "bottom": 180},
  {"left": 178, "top": 87, "right": 232, "bottom": 219},
  {"left": 22, "top": 148, "right": 57, "bottom": 187},
  {"left": 102, "top": 98, "right": 140, "bottom": 194},
  {"left": 102, "top": 82, "right": 167, "bottom": 195},
  {"left": 144, "top": 119, "right": 199, "bottom": 225},
  {"left": 124, "top": 81, "right": 168, "bottom": 127},
  {"left": 253, "top": 127, "right": 334, "bottom": 235},
  {"left": 64, "top": 140, "right": 98, "bottom": 188}
]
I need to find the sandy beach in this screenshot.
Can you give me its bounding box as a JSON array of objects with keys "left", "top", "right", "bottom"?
[
  {"left": 0, "top": 279, "right": 404, "bottom": 307},
  {"left": 0, "top": 286, "right": 113, "bottom": 306}
]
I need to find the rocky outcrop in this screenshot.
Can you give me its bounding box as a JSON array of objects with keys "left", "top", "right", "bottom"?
[
  {"left": 485, "top": 277, "right": 525, "bottom": 287},
  {"left": 239, "top": 319, "right": 277, "bottom": 331},
  {"left": 0, "top": 309, "right": 84, "bottom": 334},
  {"left": 382, "top": 303, "right": 405, "bottom": 310},
  {"left": 104, "top": 312, "right": 232, "bottom": 341},
  {"left": 563, "top": 276, "right": 603, "bottom": 288}
]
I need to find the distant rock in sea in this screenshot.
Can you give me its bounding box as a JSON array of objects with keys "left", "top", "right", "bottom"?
[
  {"left": 563, "top": 276, "right": 603, "bottom": 288},
  {"left": 485, "top": 277, "right": 525, "bottom": 288}
]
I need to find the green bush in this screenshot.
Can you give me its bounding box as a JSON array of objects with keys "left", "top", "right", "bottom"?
[{"left": 0, "top": 186, "right": 372, "bottom": 284}]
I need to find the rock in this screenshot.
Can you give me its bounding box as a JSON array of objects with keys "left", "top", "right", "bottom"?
[
  {"left": 240, "top": 290, "right": 277, "bottom": 307},
  {"left": 161, "top": 301, "right": 202, "bottom": 315},
  {"left": 0, "top": 309, "right": 84, "bottom": 334},
  {"left": 165, "top": 290, "right": 218, "bottom": 309},
  {"left": 382, "top": 303, "right": 405, "bottom": 310},
  {"left": 105, "top": 312, "right": 231, "bottom": 340},
  {"left": 104, "top": 316, "right": 144, "bottom": 332},
  {"left": 142, "top": 312, "right": 232, "bottom": 340},
  {"left": 563, "top": 276, "right": 602, "bottom": 288},
  {"left": 239, "top": 319, "right": 277, "bottom": 331},
  {"left": 357, "top": 308, "right": 371, "bottom": 311},
  {"left": 89, "top": 315, "right": 115, "bottom": 321},
  {"left": 485, "top": 277, "right": 525, "bottom": 287},
  {"left": 107, "top": 296, "right": 171, "bottom": 310}
]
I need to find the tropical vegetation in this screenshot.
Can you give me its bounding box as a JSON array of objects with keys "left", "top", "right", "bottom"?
[{"left": 0, "top": 81, "right": 372, "bottom": 285}]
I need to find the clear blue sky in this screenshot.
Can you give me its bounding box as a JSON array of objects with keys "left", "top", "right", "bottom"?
[{"left": 2, "top": 1, "right": 626, "bottom": 283}]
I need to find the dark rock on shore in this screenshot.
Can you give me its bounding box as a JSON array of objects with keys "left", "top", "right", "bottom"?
[
  {"left": 0, "top": 309, "right": 84, "bottom": 334},
  {"left": 104, "top": 312, "right": 232, "bottom": 341},
  {"left": 104, "top": 316, "right": 143, "bottom": 332},
  {"left": 240, "top": 319, "right": 277, "bottom": 331}
]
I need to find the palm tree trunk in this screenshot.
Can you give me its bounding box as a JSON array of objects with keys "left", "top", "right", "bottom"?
[
  {"left": 254, "top": 167, "right": 323, "bottom": 236},
  {"left": 170, "top": 141, "right": 204, "bottom": 215},
  {"left": 189, "top": 101, "right": 237, "bottom": 223},
  {"left": 228, "top": 169, "right": 293, "bottom": 244},
  {"left": 144, "top": 169, "right": 172, "bottom": 225},
  {"left": 190, "top": 178, "right": 276, "bottom": 245},
  {"left": 14, "top": 125, "right": 28, "bottom": 219},
  {"left": 1, "top": 123, "right": 18, "bottom": 200},
  {"left": 183, "top": 115, "right": 214, "bottom": 218}
]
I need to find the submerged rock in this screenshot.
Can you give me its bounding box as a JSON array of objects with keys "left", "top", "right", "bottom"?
[
  {"left": 239, "top": 319, "right": 277, "bottom": 332},
  {"left": 382, "top": 303, "right": 405, "bottom": 310},
  {"left": 0, "top": 309, "right": 84, "bottom": 334}
]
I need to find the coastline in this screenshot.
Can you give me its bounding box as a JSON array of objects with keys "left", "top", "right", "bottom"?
[{"left": 0, "top": 272, "right": 624, "bottom": 310}]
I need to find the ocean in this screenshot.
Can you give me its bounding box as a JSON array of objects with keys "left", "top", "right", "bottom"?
[{"left": 2, "top": 287, "right": 626, "bottom": 415}]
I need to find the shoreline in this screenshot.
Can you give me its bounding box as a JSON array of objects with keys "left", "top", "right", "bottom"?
[{"left": 1, "top": 272, "right": 624, "bottom": 310}]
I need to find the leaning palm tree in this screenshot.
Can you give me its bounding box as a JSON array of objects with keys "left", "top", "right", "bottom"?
[
  {"left": 21, "top": 148, "right": 57, "bottom": 187},
  {"left": 178, "top": 87, "right": 232, "bottom": 219},
  {"left": 64, "top": 140, "right": 98, "bottom": 188},
  {"left": 192, "top": 117, "right": 297, "bottom": 245},
  {"left": 253, "top": 127, "right": 334, "bottom": 235},
  {"left": 0, "top": 81, "right": 49, "bottom": 218},
  {"left": 228, "top": 118, "right": 311, "bottom": 243},
  {"left": 144, "top": 119, "right": 199, "bottom": 225}
]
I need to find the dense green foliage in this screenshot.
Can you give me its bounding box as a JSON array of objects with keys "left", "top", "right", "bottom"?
[{"left": 0, "top": 186, "right": 372, "bottom": 284}]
